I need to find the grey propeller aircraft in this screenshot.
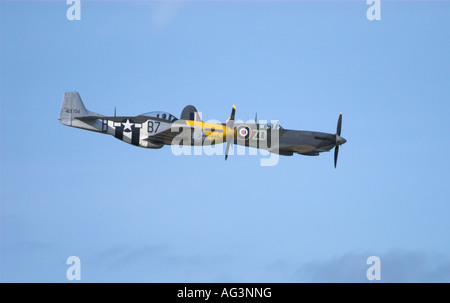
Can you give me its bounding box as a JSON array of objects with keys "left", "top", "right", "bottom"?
[{"left": 59, "top": 92, "right": 347, "bottom": 167}]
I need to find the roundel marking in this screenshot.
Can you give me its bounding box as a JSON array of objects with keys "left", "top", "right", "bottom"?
[{"left": 236, "top": 125, "right": 252, "bottom": 141}]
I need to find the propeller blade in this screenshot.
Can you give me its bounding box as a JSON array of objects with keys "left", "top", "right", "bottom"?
[
  {"left": 225, "top": 105, "right": 236, "bottom": 161},
  {"left": 334, "top": 112, "right": 344, "bottom": 168},
  {"left": 230, "top": 105, "right": 236, "bottom": 121},
  {"left": 334, "top": 145, "right": 339, "bottom": 168},
  {"left": 337, "top": 112, "right": 342, "bottom": 136},
  {"left": 225, "top": 141, "right": 231, "bottom": 161}
]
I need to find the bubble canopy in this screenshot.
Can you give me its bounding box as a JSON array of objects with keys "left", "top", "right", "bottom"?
[{"left": 141, "top": 111, "right": 178, "bottom": 122}]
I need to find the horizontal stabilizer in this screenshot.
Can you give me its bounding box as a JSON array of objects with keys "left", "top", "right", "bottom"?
[
  {"left": 74, "top": 116, "right": 105, "bottom": 121},
  {"left": 59, "top": 92, "right": 105, "bottom": 132},
  {"left": 59, "top": 92, "right": 103, "bottom": 126}
]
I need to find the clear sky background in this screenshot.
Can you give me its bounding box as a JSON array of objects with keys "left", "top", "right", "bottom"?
[{"left": 1, "top": 0, "right": 449, "bottom": 282}]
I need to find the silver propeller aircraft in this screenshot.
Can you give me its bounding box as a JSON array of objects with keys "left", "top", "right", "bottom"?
[{"left": 59, "top": 92, "right": 347, "bottom": 167}]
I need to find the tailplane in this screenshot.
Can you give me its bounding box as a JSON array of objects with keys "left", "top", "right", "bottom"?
[
  {"left": 59, "top": 92, "right": 103, "bottom": 125},
  {"left": 59, "top": 92, "right": 104, "bottom": 131}
]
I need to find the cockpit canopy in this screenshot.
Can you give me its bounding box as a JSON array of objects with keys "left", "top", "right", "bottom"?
[
  {"left": 266, "top": 122, "right": 283, "bottom": 130},
  {"left": 141, "top": 111, "right": 178, "bottom": 122}
]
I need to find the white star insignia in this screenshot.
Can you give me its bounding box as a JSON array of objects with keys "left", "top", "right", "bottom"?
[{"left": 122, "top": 119, "right": 133, "bottom": 131}]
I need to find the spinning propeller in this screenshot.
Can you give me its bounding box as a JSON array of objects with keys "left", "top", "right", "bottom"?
[
  {"left": 225, "top": 105, "right": 236, "bottom": 160},
  {"left": 334, "top": 112, "right": 346, "bottom": 168}
]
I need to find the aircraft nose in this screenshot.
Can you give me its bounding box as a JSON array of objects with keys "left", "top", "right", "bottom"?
[{"left": 337, "top": 135, "right": 347, "bottom": 145}]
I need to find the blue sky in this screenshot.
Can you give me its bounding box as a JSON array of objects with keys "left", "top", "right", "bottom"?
[{"left": 1, "top": 0, "right": 449, "bottom": 282}]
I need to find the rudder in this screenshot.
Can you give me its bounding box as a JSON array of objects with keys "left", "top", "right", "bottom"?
[
  {"left": 180, "top": 105, "right": 202, "bottom": 121},
  {"left": 59, "top": 92, "right": 100, "bottom": 126}
]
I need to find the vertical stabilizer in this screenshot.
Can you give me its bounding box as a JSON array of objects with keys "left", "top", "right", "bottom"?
[
  {"left": 180, "top": 105, "right": 202, "bottom": 121},
  {"left": 59, "top": 92, "right": 103, "bottom": 132}
]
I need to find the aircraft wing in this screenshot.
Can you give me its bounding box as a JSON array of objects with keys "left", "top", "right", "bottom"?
[
  {"left": 142, "top": 127, "right": 185, "bottom": 145},
  {"left": 142, "top": 120, "right": 196, "bottom": 145},
  {"left": 144, "top": 120, "right": 226, "bottom": 146}
]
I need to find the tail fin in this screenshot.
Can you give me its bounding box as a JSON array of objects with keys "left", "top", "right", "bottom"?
[
  {"left": 180, "top": 105, "right": 202, "bottom": 122},
  {"left": 59, "top": 92, "right": 101, "bottom": 126}
]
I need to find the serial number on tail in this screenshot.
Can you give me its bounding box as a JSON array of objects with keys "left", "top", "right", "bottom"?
[{"left": 64, "top": 108, "right": 81, "bottom": 114}]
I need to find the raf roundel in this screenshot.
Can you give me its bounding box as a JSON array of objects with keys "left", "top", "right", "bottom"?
[{"left": 237, "top": 125, "right": 251, "bottom": 140}]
